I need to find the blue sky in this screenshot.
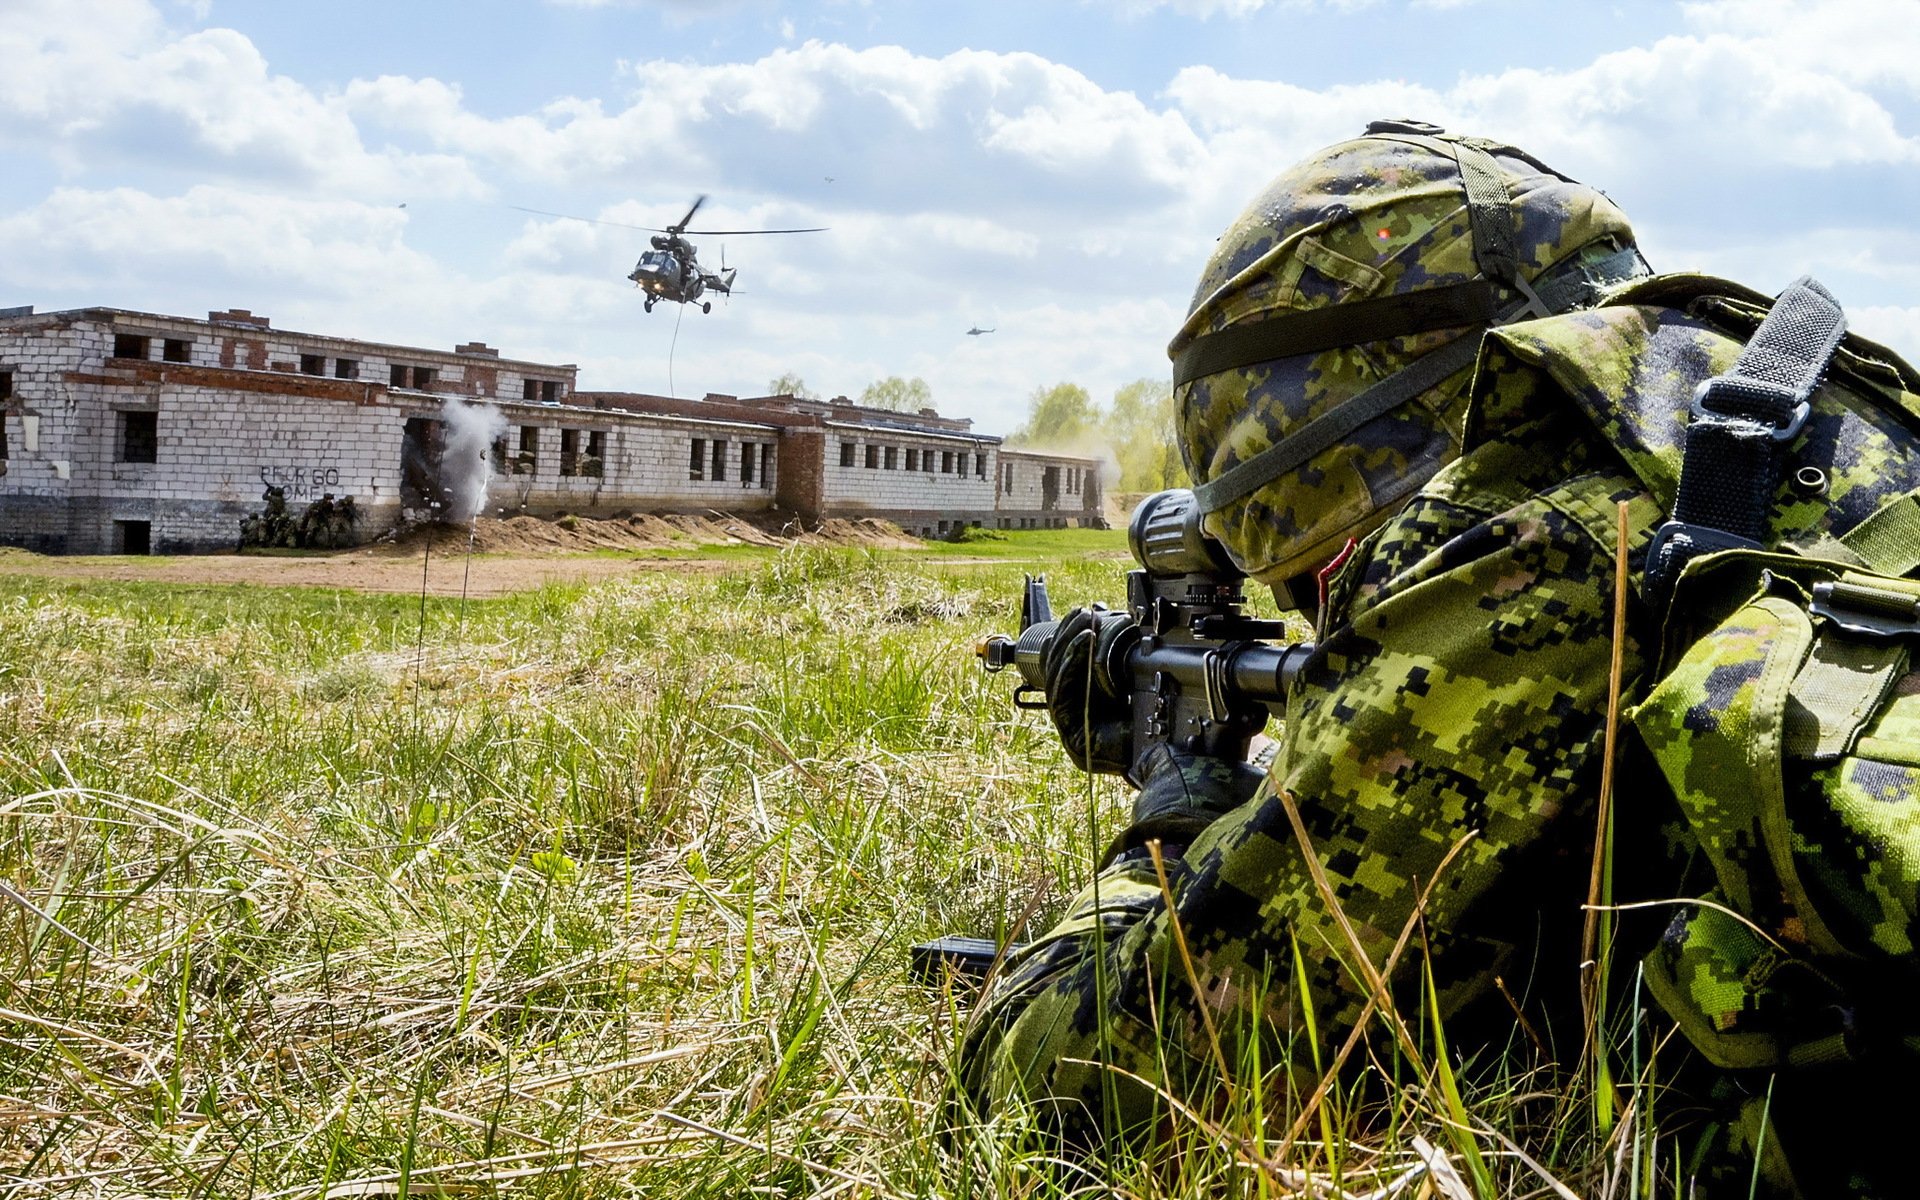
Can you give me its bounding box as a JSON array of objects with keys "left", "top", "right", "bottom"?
[{"left": 3, "top": 0, "right": 1916, "bottom": 436}]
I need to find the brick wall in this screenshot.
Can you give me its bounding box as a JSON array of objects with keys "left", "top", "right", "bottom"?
[
  {"left": 820, "top": 427, "right": 998, "bottom": 513},
  {"left": 775, "top": 428, "right": 826, "bottom": 518},
  {"left": 1, "top": 306, "right": 1111, "bottom": 553},
  {"left": 489, "top": 406, "right": 782, "bottom": 516},
  {"left": 992, "top": 449, "right": 1105, "bottom": 529}
]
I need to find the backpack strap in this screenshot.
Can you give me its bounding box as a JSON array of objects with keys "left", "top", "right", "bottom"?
[{"left": 1645, "top": 277, "right": 1849, "bottom": 598}]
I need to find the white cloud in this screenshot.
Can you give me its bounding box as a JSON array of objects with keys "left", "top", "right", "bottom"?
[
  {"left": 1852, "top": 306, "right": 1920, "bottom": 356},
  {"left": 4, "top": 0, "right": 1918, "bottom": 432},
  {"left": 0, "top": 0, "right": 485, "bottom": 199},
  {"left": 1681, "top": 0, "right": 1920, "bottom": 94}
]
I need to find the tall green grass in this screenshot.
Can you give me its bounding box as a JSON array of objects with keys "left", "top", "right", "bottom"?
[{"left": 0, "top": 542, "right": 1654, "bottom": 1197}]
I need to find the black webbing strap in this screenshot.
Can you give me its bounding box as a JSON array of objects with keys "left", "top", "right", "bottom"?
[
  {"left": 1172, "top": 279, "right": 1497, "bottom": 388},
  {"left": 1172, "top": 243, "right": 1645, "bottom": 391},
  {"left": 1185, "top": 244, "right": 1647, "bottom": 516},
  {"left": 1190, "top": 330, "right": 1484, "bottom": 516},
  {"left": 1646, "top": 276, "right": 1848, "bottom": 596},
  {"left": 1449, "top": 139, "right": 1523, "bottom": 286}
]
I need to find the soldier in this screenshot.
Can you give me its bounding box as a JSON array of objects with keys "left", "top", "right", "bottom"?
[
  {"left": 240, "top": 484, "right": 292, "bottom": 549},
  {"left": 332, "top": 495, "right": 359, "bottom": 548},
  {"left": 959, "top": 122, "right": 1920, "bottom": 1196}
]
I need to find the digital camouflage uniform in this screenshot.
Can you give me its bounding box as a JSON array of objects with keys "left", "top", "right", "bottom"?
[{"left": 959, "top": 130, "right": 1920, "bottom": 1196}]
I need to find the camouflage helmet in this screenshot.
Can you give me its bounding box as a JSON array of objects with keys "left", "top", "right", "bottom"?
[{"left": 1169, "top": 119, "right": 1647, "bottom": 589}]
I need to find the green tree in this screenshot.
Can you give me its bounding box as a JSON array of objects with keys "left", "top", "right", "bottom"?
[
  {"left": 859, "top": 375, "right": 933, "bottom": 413},
  {"left": 766, "top": 372, "right": 818, "bottom": 400},
  {"left": 1108, "top": 378, "right": 1188, "bottom": 491},
  {"left": 1007, "top": 382, "right": 1097, "bottom": 446}
]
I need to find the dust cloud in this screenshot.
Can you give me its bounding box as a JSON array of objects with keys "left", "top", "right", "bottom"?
[{"left": 439, "top": 400, "right": 506, "bottom": 524}]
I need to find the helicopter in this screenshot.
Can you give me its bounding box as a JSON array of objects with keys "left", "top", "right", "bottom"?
[
  {"left": 512, "top": 196, "right": 826, "bottom": 313},
  {"left": 965, "top": 326, "right": 996, "bottom": 336}
]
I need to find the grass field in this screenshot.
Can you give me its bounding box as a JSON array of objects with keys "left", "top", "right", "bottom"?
[{"left": 0, "top": 532, "right": 1644, "bottom": 1198}]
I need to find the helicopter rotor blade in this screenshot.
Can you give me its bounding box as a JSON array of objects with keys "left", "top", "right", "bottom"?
[
  {"left": 670, "top": 195, "right": 707, "bottom": 234},
  {"left": 508, "top": 205, "right": 675, "bottom": 234},
  {"left": 680, "top": 227, "right": 829, "bottom": 236}
]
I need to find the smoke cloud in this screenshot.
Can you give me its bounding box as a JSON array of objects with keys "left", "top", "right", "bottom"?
[{"left": 438, "top": 399, "right": 506, "bottom": 524}]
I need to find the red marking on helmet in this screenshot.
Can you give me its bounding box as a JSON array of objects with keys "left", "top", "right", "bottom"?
[{"left": 1376, "top": 228, "right": 1392, "bottom": 239}]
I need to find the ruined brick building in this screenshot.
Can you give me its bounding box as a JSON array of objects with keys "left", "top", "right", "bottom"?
[{"left": 0, "top": 305, "right": 1104, "bottom": 554}]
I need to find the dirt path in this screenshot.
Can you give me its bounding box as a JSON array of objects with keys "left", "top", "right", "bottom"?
[
  {"left": 0, "top": 511, "right": 927, "bottom": 596},
  {"left": 0, "top": 546, "right": 741, "bottom": 596}
]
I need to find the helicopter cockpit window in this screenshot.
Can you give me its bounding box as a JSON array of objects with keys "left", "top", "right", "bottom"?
[{"left": 639, "top": 251, "right": 674, "bottom": 270}]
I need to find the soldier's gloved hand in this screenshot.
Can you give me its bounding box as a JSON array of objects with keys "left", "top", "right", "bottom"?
[
  {"left": 1102, "top": 745, "right": 1268, "bottom": 867},
  {"left": 1041, "top": 606, "right": 1135, "bottom": 776}
]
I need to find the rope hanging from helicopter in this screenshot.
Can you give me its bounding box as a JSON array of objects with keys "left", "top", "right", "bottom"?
[{"left": 668, "top": 299, "right": 685, "bottom": 400}]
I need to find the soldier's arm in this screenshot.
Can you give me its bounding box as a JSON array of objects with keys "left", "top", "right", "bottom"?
[{"left": 956, "top": 446, "right": 1658, "bottom": 1145}]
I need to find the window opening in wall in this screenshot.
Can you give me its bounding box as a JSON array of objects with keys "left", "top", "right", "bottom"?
[
  {"left": 523, "top": 379, "right": 538, "bottom": 401},
  {"left": 163, "top": 338, "right": 190, "bottom": 364},
  {"left": 883, "top": 446, "right": 897, "bottom": 470},
  {"left": 517, "top": 425, "right": 539, "bottom": 474},
  {"left": 712, "top": 439, "right": 727, "bottom": 482},
  {"left": 414, "top": 366, "right": 438, "bottom": 391},
  {"left": 760, "top": 443, "right": 772, "bottom": 487},
  {"left": 975, "top": 452, "right": 986, "bottom": 478},
  {"left": 115, "top": 520, "right": 151, "bottom": 556},
  {"left": 942, "top": 451, "right": 954, "bottom": 474},
  {"left": 113, "top": 334, "right": 149, "bottom": 360},
  {"left": 0, "top": 410, "right": 7, "bottom": 464},
  {"left": 926, "top": 448, "right": 936, "bottom": 473},
  {"left": 559, "top": 428, "right": 580, "bottom": 476},
  {"left": 117, "top": 410, "right": 157, "bottom": 463},
  {"left": 865, "top": 445, "right": 879, "bottom": 469},
  {"left": 491, "top": 435, "right": 508, "bottom": 475},
  {"left": 585, "top": 430, "right": 606, "bottom": 477},
  {"left": 300, "top": 354, "right": 325, "bottom": 376},
  {"left": 906, "top": 448, "right": 919, "bottom": 471},
  {"left": 335, "top": 358, "right": 359, "bottom": 380},
  {"left": 741, "top": 442, "right": 755, "bottom": 484},
  {"left": 1003, "top": 462, "right": 1013, "bottom": 494},
  {"left": 840, "top": 441, "right": 856, "bottom": 468},
  {"left": 541, "top": 380, "right": 559, "bottom": 403},
  {"left": 690, "top": 437, "right": 706, "bottom": 480},
  {"left": 390, "top": 364, "right": 409, "bottom": 388}
]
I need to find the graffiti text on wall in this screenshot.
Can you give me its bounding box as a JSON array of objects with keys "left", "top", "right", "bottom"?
[{"left": 260, "top": 465, "right": 343, "bottom": 500}]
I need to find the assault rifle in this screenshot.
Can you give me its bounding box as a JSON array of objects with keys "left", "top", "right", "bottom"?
[{"left": 908, "top": 488, "right": 1314, "bottom": 985}]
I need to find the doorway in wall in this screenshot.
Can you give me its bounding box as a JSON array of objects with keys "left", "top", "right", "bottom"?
[
  {"left": 400, "top": 417, "right": 445, "bottom": 510},
  {"left": 115, "top": 520, "right": 151, "bottom": 555}
]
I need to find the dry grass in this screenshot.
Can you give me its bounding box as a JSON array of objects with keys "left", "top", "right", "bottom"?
[{"left": 0, "top": 542, "right": 1657, "bottom": 1197}]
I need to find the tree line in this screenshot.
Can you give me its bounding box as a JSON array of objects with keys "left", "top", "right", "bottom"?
[{"left": 766, "top": 373, "right": 1187, "bottom": 493}]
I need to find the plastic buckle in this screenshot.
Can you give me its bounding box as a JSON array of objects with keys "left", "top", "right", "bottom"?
[
  {"left": 1690, "top": 376, "right": 1811, "bottom": 442},
  {"left": 1645, "top": 519, "right": 1764, "bottom": 602}
]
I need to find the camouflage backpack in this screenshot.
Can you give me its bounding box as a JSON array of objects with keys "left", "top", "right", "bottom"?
[{"left": 1469, "top": 273, "right": 1920, "bottom": 1190}]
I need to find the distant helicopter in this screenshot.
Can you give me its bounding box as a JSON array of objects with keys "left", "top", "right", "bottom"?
[
  {"left": 966, "top": 326, "right": 996, "bottom": 336},
  {"left": 511, "top": 196, "right": 825, "bottom": 314}
]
